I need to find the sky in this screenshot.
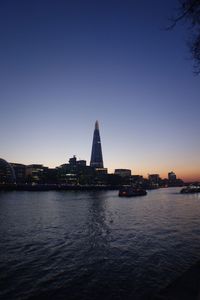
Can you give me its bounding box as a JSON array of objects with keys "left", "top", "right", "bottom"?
[{"left": 0, "top": 0, "right": 199, "bottom": 181}]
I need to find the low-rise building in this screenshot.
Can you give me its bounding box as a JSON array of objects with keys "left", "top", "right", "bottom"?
[
  {"left": 26, "top": 164, "right": 48, "bottom": 183},
  {"left": 148, "top": 174, "right": 161, "bottom": 187},
  {"left": 114, "top": 169, "right": 131, "bottom": 177},
  {"left": 11, "top": 163, "right": 26, "bottom": 183}
]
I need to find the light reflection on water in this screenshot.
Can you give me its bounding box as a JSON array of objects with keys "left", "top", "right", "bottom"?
[{"left": 0, "top": 188, "right": 200, "bottom": 299}]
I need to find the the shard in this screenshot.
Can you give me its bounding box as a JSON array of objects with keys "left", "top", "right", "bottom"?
[{"left": 90, "top": 121, "right": 104, "bottom": 168}]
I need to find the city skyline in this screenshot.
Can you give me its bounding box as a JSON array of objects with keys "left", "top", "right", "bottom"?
[
  {"left": 0, "top": 0, "right": 199, "bottom": 182},
  {"left": 0, "top": 119, "right": 193, "bottom": 182}
]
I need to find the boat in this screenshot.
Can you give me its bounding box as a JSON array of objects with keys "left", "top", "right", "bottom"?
[
  {"left": 180, "top": 183, "right": 200, "bottom": 194},
  {"left": 119, "top": 186, "right": 147, "bottom": 197}
]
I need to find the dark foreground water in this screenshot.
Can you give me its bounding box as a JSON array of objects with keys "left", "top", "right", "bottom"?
[{"left": 0, "top": 188, "right": 200, "bottom": 300}]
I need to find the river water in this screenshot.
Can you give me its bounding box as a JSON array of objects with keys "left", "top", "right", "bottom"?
[{"left": 0, "top": 188, "right": 200, "bottom": 300}]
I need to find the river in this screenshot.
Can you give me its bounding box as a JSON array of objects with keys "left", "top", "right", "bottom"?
[{"left": 0, "top": 188, "right": 200, "bottom": 299}]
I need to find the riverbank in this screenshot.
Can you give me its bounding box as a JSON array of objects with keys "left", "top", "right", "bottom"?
[
  {"left": 153, "top": 260, "right": 200, "bottom": 300},
  {"left": 0, "top": 183, "right": 161, "bottom": 192},
  {"left": 0, "top": 183, "right": 121, "bottom": 191}
]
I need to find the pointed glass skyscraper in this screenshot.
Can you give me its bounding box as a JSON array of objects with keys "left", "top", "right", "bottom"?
[{"left": 90, "top": 121, "right": 104, "bottom": 168}]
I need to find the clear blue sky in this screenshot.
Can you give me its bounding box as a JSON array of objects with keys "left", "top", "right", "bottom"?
[{"left": 0, "top": 0, "right": 199, "bottom": 181}]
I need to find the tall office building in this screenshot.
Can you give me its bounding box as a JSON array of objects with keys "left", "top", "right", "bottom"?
[
  {"left": 90, "top": 121, "right": 104, "bottom": 168},
  {"left": 168, "top": 171, "right": 176, "bottom": 181}
]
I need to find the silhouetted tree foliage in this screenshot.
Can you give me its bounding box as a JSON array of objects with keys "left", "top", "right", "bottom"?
[{"left": 169, "top": 0, "right": 200, "bottom": 74}]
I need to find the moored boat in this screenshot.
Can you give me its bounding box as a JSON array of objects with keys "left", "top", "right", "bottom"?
[
  {"left": 180, "top": 183, "right": 200, "bottom": 194},
  {"left": 119, "top": 186, "right": 147, "bottom": 197}
]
